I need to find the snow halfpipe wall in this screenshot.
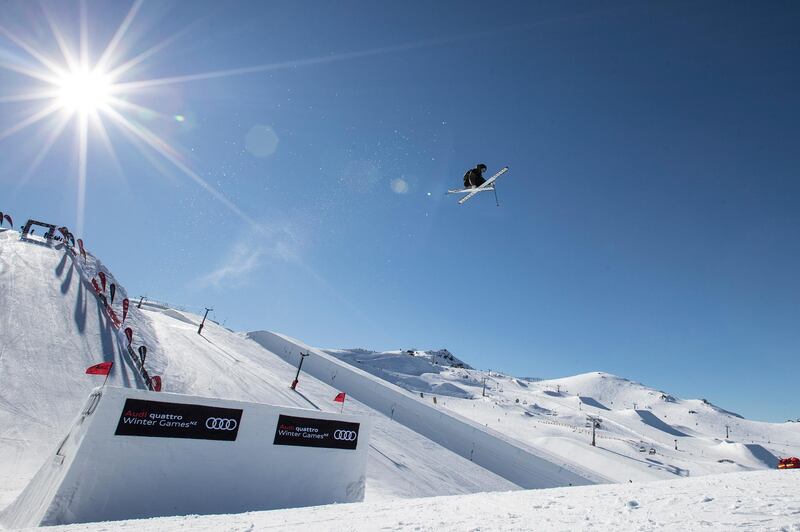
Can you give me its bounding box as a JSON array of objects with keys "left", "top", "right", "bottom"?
[
  {"left": 247, "top": 331, "right": 595, "bottom": 489},
  {"left": 1, "top": 386, "right": 371, "bottom": 528}
]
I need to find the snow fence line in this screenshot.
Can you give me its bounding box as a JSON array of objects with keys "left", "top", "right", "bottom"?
[
  {"left": 15, "top": 225, "right": 155, "bottom": 391},
  {"left": 247, "top": 331, "right": 598, "bottom": 489},
  {"left": 0, "top": 386, "right": 371, "bottom": 528},
  {"left": 57, "top": 232, "right": 158, "bottom": 391}
]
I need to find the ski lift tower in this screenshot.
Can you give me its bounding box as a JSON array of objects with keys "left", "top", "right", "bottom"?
[{"left": 587, "top": 415, "right": 602, "bottom": 446}]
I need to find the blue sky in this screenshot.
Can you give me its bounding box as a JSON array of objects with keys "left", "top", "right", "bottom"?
[{"left": 1, "top": 1, "right": 798, "bottom": 422}]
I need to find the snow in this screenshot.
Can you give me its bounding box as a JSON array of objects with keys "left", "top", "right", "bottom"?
[
  {"left": 25, "top": 470, "right": 800, "bottom": 531},
  {"left": 249, "top": 331, "right": 596, "bottom": 487},
  {"left": 0, "top": 228, "right": 516, "bottom": 514},
  {"left": 2, "top": 227, "right": 800, "bottom": 530},
  {"left": 323, "top": 351, "right": 800, "bottom": 484},
  {"left": 140, "top": 308, "right": 519, "bottom": 499}
]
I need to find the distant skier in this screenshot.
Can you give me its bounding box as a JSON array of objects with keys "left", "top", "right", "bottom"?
[{"left": 463, "top": 163, "right": 488, "bottom": 188}]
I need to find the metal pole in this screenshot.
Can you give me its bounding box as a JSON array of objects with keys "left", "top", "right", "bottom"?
[
  {"left": 198, "top": 307, "right": 212, "bottom": 335},
  {"left": 482, "top": 377, "right": 487, "bottom": 397},
  {"left": 291, "top": 352, "right": 310, "bottom": 390},
  {"left": 587, "top": 416, "right": 600, "bottom": 446}
]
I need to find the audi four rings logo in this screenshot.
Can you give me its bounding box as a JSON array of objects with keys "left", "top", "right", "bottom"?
[
  {"left": 334, "top": 429, "right": 357, "bottom": 441},
  {"left": 206, "top": 417, "right": 238, "bottom": 430}
]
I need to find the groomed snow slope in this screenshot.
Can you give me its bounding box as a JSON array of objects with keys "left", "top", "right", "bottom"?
[
  {"left": 322, "top": 349, "right": 800, "bottom": 484},
  {"left": 0, "top": 230, "right": 149, "bottom": 506},
  {"left": 32, "top": 470, "right": 800, "bottom": 531},
  {"left": 138, "top": 306, "right": 519, "bottom": 500}
]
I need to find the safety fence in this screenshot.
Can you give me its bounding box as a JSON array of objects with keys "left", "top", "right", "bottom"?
[
  {"left": 67, "top": 240, "right": 160, "bottom": 392},
  {"left": 19, "top": 221, "right": 161, "bottom": 392}
]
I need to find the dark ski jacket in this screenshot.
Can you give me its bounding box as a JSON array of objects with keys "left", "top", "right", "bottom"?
[{"left": 463, "top": 167, "right": 485, "bottom": 188}]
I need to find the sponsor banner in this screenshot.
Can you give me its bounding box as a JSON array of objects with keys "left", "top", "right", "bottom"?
[
  {"left": 115, "top": 398, "right": 242, "bottom": 441},
  {"left": 273, "top": 414, "right": 360, "bottom": 450}
]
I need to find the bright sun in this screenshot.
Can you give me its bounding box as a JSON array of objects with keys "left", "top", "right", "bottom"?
[
  {"left": 56, "top": 69, "right": 112, "bottom": 113},
  {"left": 1, "top": 1, "right": 282, "bottom": 235}
]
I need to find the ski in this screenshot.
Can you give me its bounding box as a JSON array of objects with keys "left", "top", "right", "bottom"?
[
  {"left": 458, "top": 166, "right": 509, "bottom": 205},
  {"left": 447, "top": 185, "right": 495, "bottom": 195}
]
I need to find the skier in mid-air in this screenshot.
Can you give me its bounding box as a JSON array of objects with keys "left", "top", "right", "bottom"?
[
  {"left": 448, "top": 163, "right": 509, "bottom": 205},
  {"left": 463, "top": 163, "right": 488, "bottom": 188}
]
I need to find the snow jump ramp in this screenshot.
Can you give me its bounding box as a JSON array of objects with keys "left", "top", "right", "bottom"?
[{"left": 1, "top": 386, "right": 371, "bottom": 528}]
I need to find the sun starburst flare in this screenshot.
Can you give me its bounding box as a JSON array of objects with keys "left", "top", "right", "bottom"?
[
  {"left": 0, "top": 1, "right": 260, "bottom": 235},
  {"left": 0, "top": 1, "right": 462, "bottom": 236}
]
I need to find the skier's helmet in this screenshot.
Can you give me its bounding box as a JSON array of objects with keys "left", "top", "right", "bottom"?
[{"left": 477, "top": 163, "right": 487, "bottom": 172}]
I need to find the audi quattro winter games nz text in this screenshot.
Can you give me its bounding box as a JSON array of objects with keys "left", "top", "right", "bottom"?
[
  {"left": 115, "top": 398, "right": 243, "bottom": 441},
  {"left": 273, "top": 414, "right": 360, "bottom": 450}
]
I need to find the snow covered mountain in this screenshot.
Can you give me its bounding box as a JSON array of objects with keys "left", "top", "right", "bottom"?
[
  {"left": 323, "top": 348, "right": 800, "bottom": 483},
  {"left": 322, "top": 348, "right": 474, "bottom": 398}
]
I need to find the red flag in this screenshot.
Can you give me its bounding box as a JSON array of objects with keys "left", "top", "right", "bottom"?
[
  {"left": 99, "top": 272, "right": 106, "bottom": 293},
  {"left": 86, "top": 361, "right": 113, "bottom": 375},
  {"left": 333, "top": 392, "right": 346, "bottom": 403},
  {"left": 124, "top": 327, "right": 133, "bottom": 344},
  {"left": 77, "top": 238, "right": 86, "bottom": 259},
  {"left": 122, "top": 298, "right": 129, "bottom": 322},
  {"left": 151, "top": 375, "right": 162, "bottom": 392}
]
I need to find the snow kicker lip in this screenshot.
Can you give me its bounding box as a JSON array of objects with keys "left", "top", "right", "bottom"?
[{"left": 2, "top": 387, "right": 371, "bottom": 528}]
